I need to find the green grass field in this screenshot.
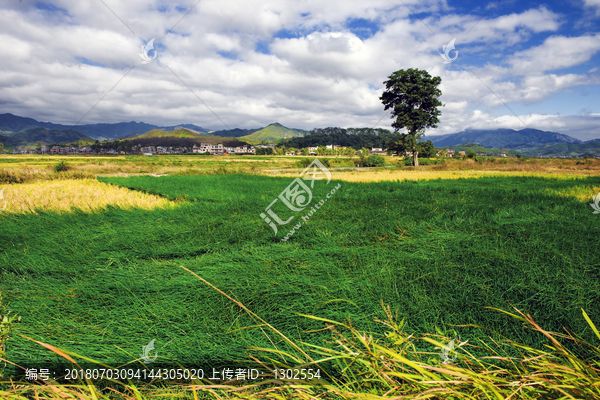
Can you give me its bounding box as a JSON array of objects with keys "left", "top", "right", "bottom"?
[{"left": 2, "top": 172, "right": 600, "bottom": 384}]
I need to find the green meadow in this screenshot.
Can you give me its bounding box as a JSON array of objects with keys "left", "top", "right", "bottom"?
[{"left": 2, "top": 172, "right": 600, "bottom": 384}]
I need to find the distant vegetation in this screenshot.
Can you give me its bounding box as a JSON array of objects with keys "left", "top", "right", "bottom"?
[
  {"left": 448, "top": 142, "right": 517, "bottom": 156},
  {"left": 88, "top": 131, "right": 248, "bottom": 153},
  {"left": 128, "top": 129, "right": 203, "bottom": 140},
  {"left": 285, "top": 127, "right": 397, "bottom": 150},
  {"left": 209, "top": 127, "right": 258, "bottom": 137}
]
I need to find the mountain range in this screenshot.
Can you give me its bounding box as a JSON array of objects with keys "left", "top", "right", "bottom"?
[
  {"left": 427, "top": 128, "right": 589, "bottom": 149},
  {"left": 1, "top": 113, "right": 599, "bottom": 156},
  {"left": 0, "top": 113, "right": 210, "bottom": 141},
  {"left": 0, "top": 127, "right": 94, "bottom": 148},
  {"left": 427, "top": 128, "right": 600, "bottom": 157},
  {"left": 0, "top": 113, "right": 306, "bottom": 145}
]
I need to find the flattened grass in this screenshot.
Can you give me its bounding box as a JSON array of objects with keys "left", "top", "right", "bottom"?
[{"left": 0, "top": 179, "right": 174, "bottom": 213}]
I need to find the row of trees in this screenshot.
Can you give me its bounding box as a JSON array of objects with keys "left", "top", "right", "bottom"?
[
  {"left": 284, "top": 127, "right": 397, "bottom": 150},
  {"left": 89, "top": 137, "right": 248, "bottom": 152},
  {"left": 259, "top": 142, "right": 438, "bottom": 158},
  {"left": 257, "top": 145, "right": 360, "bottom": 156}
]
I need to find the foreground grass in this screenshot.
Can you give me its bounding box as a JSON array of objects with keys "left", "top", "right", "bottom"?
[
  {"left": 2, "top": 174, "right": 599, "bottom": 367},
  {"left": 1, "top": 163, "right": 600, "bottom": 398},
  {"left": 2, "top": 293, "right": 600, "bottom": 399}
]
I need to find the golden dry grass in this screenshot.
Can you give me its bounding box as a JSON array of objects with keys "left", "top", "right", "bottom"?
[
  {"left": 259, "top": 168, "right": 600, "bottom": 203},
  {"left": 261, "top": 168, "right": 599, "bottom": 182},
  {"left": 545, "top": 185, "right": 600, "bottom": 202},
  {"left": 0, "top": 179, "right": 174, "bottom": 214}
]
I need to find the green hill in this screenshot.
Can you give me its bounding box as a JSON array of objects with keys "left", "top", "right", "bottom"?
[
  {"left": 126, "top": 129, "right": 203, "bottom": 140},
  {"left": 240, "top": 123, "right": 306, "bottom": 142},
  {"left": 119, "top": 129, "right": 247, "bottom": 148},
  {"left": 0, "top": 127, "right": 93, "bottom": 149}
]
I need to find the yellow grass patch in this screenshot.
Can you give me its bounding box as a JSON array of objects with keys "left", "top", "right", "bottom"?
[
  {"left": 0, "top": 179, "right": 174, "bottom": 214},
  {"left": 261, "top": 168, "right": 600, "bottom": 203},
  {"left": 261, "top": 168, "right": 599, "bottom": 183},
  {"left": 545, "top": 186, "right": 600, "bottom": 202}
]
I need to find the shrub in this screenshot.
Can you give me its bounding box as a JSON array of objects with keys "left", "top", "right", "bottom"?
[
  {"left": 296, "top": 158, "right": 312, "bottom": 168},
  {"left": 53, "top": 160, "right": 69, "bottom": 172},
  {"left": 296, "top": 158, "right": 330, "bottom": 168},
  {"left": 255, "top": 147, "right": 275, "bottom": 155},
  {"left": 356, "top": 154, "right": 385, "bottom": 167},
  {"left": 405, "top": 158, "right": 444, "bottom": 166}
]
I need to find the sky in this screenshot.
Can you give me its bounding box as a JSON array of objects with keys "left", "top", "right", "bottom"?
[{"left": 1, "top": 0, "right": 600, "bottom": 139}]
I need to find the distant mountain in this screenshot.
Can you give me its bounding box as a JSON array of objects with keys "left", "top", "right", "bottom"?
[
  {"left": 521, "top": 141, "right": 600, "bottom": 158},
  {"left": 0, "top": 113, "right": 210, "bottom": 140},
  {"left": 0, "top": 127, "right": 93, "bottom": 148},
  {"left": 240, "top": 123, "right": 306, "bottom": 142},
  {"left": 70, "top": 122, "right": 210, "bottom": 140},
  {"left": 428, "top": 128, "right": 583, "bottom": 149}
]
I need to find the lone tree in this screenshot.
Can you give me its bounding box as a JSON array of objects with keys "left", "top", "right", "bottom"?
[{"left": 380, "top": 68, "right": 443, "bottom": 166}]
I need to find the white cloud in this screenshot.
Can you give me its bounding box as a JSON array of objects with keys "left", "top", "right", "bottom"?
[
  {"left": 0, "top": 0, "right": 598, "bottom": 140},
  {"left": 508, "top": 34, "right": 600, "bottom": 75},
  {"left": 582, "top": 0, "right": 600, "bottom": 15}
]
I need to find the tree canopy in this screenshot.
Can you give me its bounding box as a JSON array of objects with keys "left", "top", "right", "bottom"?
[
  {"left": 380, "top": 68, "right": 442, "bottom": 166},
  {"left": 285, "top": 127, "right": 396, "bottom": 150}
]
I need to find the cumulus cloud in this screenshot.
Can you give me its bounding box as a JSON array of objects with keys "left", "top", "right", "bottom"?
[{"left": 0, "top": 0, "right": 597, "bottom": 139}]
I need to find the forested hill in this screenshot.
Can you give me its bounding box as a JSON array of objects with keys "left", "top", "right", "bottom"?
[{"left": 284, "top": 127, "right": 396, "bottom": 150}]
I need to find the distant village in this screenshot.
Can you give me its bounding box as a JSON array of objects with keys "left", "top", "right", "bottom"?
[
  {"left": 11, "top": 143, "right": 398, "bottom": 156},
  {"left": 13, "top": 143, "right": 263, "bottom": 155},
  {"left": 10, "top": 143, "right": 516, "bottom": 158}
]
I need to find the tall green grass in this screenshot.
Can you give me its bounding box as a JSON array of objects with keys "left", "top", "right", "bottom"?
[{"left": 1, "top": 174, "right": 599, "bottom": 382}]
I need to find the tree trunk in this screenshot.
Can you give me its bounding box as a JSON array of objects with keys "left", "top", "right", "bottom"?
[{"left": 413, "top": 151, "right": 419, "bottom": 166}]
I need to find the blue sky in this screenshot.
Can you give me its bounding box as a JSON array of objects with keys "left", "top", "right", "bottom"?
[{"left": 1, "top": 0, "right": 599, "bottom": 138}]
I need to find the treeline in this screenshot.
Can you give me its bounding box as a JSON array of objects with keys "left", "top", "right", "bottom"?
[
  {"left": 90, "top": 137, "right": 248, "bottom": 152},
  {"left": 284, "top": 127, "right": 397, "bottom": 150}
]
